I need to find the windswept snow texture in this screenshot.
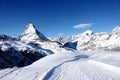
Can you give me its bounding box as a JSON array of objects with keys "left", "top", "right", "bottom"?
[{"left": 0, "top": 51, "right": 120, "bottom": 80}]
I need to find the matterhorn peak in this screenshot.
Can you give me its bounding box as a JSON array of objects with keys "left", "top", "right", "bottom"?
[
  {"left": 21, "top": 22, "right": 49, "bottom": 42},
  {"left": 22, "top": 22, "right": 36, "bottom": 35},
  {"left": 112, "top": 26, "right": 120, "bottom": 34}
]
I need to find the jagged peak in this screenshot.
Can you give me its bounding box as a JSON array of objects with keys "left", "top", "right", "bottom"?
[
  {"left": 21, "top": 22, "right": 49, "bottom": 42},
  {"left": 82, "top": 30, "right": 93, "bottom": 36},
  {"left": 112, "top": 26, "right": 120, "bottom": 34},
  {"left": 22, "top": 22, "right": 36, "bottom": 35}
]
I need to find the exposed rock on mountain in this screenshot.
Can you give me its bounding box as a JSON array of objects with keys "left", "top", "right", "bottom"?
[
  {"left": 21, "top": 22, "right": 49, "bottom": 42},
  {"left": 61, "top": 26, "right": 120, "bottom": 51}
]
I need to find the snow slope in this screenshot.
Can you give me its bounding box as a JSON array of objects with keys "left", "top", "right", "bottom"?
[
  {"left": 0, "top": 51, "right": 120, "bottom": 80},
  {"left": 36, "top": 41, "right": 69, "bottom": 54},
  {"left": 0, "top": 35, "right": 54, "bottom": 68}
]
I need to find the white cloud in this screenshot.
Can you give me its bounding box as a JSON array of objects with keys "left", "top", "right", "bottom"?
[{"left": 73, "top": 23, "right": 93, "bottom": 29}]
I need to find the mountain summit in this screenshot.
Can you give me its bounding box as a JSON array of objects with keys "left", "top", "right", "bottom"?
[
  {"left": 21, "top": 22, "right": 49, "bottom": 42},
  {"left": 112, "top": 26, "right": 120, "bottom": 34}
]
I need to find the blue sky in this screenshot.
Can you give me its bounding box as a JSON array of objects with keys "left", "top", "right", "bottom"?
[{"left": 0, "top": 0, "right": 120, "bottom": 37}]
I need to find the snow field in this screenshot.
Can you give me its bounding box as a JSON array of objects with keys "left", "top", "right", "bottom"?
[
  {"left": 0, "top": 51, "right": 120, "bottom": 80},
  {"left": 88, "top": 60, "right": 120, "bottom": 75}
]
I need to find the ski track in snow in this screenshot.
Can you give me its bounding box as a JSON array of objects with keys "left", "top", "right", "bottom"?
[
  {"left": 39, "top": 53, "right": 120, "bottom": 80},
  {"left": 0, "top": 68, "right": 18, "bottom": 79},
  {"left": 40, "top": 55, "right": 89, "bottom": 80},
  {"left": 32, "top": 72, "right": 39, "bottom": 80},
  {"left": 0, "top": 51, "right": 120, "bottom": 80},
  {"left": 15, "top": 68, "right": 23, "bottom": 76},
  {"left": 41, "top": 61, "right": 120, "bottom": 80}
]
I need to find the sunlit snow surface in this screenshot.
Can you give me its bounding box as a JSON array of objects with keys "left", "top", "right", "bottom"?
[
  {"left": 21, "top": 22, "right": 48, "bottom": 42},
  {"left": 0, "top": 51, "right": 120, "bottom": 80}
]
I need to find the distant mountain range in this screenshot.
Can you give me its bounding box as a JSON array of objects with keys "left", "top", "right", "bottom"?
[
  {"left": 62, "top": 26, "right": 120, "bottom": 51},
  {"left": 0, "top": 22, "right": 120, "bottom": 68}
]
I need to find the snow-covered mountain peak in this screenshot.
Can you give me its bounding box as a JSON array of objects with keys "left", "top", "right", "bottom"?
[
  {"left": 112, "top": 26, "right": 120, "bottom": 34},
  {"left": 82, "top": 30, "right": 93, "bottom": 36},
  {"left": 23, "top": 22, "right": 36, "bottom": 34},
  {"left": 21, "top": 22, "right": 49, "bottom": 42}
]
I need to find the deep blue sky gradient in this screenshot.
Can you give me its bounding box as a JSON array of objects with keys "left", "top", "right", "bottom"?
[{"left": 0, "top": 0, "right": 120, "bottom": 37}]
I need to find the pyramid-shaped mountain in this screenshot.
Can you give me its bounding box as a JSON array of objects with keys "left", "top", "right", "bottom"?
[{"left": 21, "top": 22, "right": 49, "bottom": 42}]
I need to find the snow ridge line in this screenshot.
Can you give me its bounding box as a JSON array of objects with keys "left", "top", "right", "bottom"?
[
  {"left": 39, "top": 56, "right": 81, "bottom": 80},
  {"left": 39, "top": 55, "right": 88, "bottom": 80},
  {"left": 88, "top": 60, "right": 120, "bottom": 75}
]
